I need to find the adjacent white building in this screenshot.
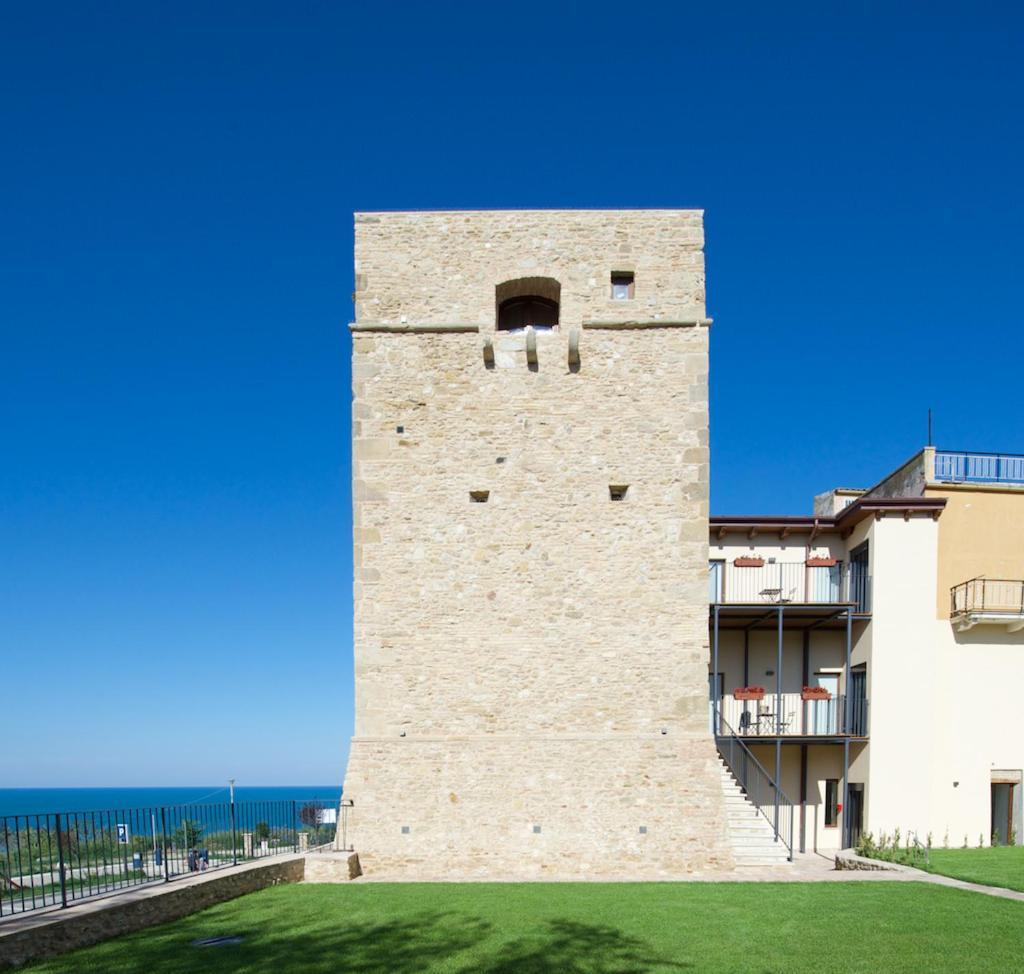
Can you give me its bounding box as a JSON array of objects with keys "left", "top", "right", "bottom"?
[{"left": 710, "top": 447, "right": 1024, "bottom": 854}]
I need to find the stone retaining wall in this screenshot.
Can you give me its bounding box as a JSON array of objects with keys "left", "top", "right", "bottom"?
[{"left": 0, "top": 855, "right": 305, "bottom": 969}]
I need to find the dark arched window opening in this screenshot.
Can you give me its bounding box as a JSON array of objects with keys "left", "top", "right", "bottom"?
[
  {"left": 497, "top": 296, "right": 559, "bottom": 332},
  {"left": 495, "top": 276, "right": 561, "bottom": 332}
]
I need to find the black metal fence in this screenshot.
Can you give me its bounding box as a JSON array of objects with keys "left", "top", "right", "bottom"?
[{"left": 0, "top": 797, "right": 340, "bottom": 917}]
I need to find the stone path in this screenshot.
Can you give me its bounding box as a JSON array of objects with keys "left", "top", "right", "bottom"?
[{"left": 352, "top": 850, "right": 1024, "bottom": 901}]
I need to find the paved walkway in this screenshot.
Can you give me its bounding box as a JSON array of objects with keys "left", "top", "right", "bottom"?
[{"left": 354, "top": 851, "right": 1024, "bottom": 900}]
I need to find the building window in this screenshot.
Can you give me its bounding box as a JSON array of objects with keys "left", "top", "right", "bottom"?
[
  {"left": 496, "top": 277, "right": 561, "bottom": 332},
  {"left": 825, "top": 779, "right": 839, "bottom": 827},
  {"left": 609, "top": 484, "right": 629, "bottom": 501},
  {"left": 611, "top": 272, "right": 635, "bottom": 300},
  {"left": 497, "top": 296, "right": 559, "bottom": 332},
  {"left": 469, "top": 490, "right": 490, "bottom": 503}
]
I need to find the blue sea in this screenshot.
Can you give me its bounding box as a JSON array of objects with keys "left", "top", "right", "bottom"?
[{"left": 0, "top": 786, "right": 342, "bottom": 819}]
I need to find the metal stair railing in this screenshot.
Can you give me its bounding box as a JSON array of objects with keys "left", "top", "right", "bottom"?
[{"left": 715, "top": 711, "right": 795, "bottom": 860}]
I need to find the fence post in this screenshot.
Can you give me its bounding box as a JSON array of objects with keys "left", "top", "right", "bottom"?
[
  {"left": 54, "top": 814, "right": 68, "bottom": 909},
  {"left": 292, "top": 801, "right": 298, "bottom": 854},
  {"left": 230, "top": 797, "right": 237, "bottom": 867},
  {"left": 159, "top": 808, "right": 170, "bottom": 882}
]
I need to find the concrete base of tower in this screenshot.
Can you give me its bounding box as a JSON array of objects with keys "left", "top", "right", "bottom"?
[{"left": 336, "top": 734, "right": 735, "bottom": 879}]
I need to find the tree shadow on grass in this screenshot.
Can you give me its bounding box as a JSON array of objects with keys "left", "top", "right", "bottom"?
[
  {"left": 36, "top": 912, "right": 492, "bottom": 974},
  {"left": 464, "top": 919, "right": 692, "bottom": 974}
]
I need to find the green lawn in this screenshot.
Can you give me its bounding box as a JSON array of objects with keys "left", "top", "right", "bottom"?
[
  {"left": 24, "top": 881, "right": 1024, "bottom": 974},
  {"left": 923, "top": 846, "right": 1024, "bottom": 892}
]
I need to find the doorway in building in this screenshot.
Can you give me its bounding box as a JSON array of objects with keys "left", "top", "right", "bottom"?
[
  {"left": 991, "top": 780, "right": 1019, "bottom": 845},
  {"left": 849, "top": 666, "right": 867, "bottom": 736},
  {"left": 846, "top": 784, "right": 864, "bottom": 849}
]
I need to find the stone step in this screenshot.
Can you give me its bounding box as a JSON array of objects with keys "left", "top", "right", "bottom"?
[{"left": 718, "top": 758, "right": 791, "bottom": 867}]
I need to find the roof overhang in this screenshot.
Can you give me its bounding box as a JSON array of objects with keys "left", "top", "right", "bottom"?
[{"left": 711, "top": 496, "right": 946, "bottom": 539}]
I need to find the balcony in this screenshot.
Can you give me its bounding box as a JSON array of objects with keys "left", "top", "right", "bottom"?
[
  {"left": 934, "top": 451, "right": 1024, "bottom": 486},
  {"left": 715, "top": 692, "right": 868, "bottom": 739},
  {"left": 709, "top": 560, "right": 871, "bottom": 613},
  {"left": 950, "top": 577, "right": 1024, "bottom": 632}
]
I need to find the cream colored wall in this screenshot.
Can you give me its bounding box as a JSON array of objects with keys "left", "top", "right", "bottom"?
[
  {"left": 859, "top": 515, "right": 946, "bottom": 842},
  {"left": 926, "top": 485, "right": 1024, "bottom": 619},
  {"left": 746, "top": 744, "right": 847, "bottom": 852}
]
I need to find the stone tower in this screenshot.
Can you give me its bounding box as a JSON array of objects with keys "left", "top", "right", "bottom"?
[{"left": 341, "top": 210, "right": 733, "bottom": 877}]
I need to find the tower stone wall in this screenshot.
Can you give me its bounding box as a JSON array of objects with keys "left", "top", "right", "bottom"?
[{"left": 342, "top": 210, "right": 733, "bottom": 877}]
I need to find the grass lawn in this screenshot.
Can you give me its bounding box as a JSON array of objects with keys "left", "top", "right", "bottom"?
[
  {"left": 23, "top": 881, "right": 1024, "bottom": 974},
  {"left": 923, "top": 846, "right": 1024, "bottom": 892}
]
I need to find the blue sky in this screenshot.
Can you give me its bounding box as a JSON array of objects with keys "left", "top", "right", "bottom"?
[{"left": 2, "top": 3, "right": 1022, "bottom": 786}]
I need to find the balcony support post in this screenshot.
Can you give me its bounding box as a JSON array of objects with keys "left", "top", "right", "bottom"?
[
  {"left": 799, "top": 743, "right": 808, "bottom": 854},
  {"left": 712, "top": 603, "right": 720, "bottom": 735},
  {"left": 844, "top": 607, "right": 853, "bottom": 735},
  {"left": 775, "top": 606, "right": 783, "bottom": 838},
  {"left": 842, "top": 737, "right": 851, "bottom": 849}
]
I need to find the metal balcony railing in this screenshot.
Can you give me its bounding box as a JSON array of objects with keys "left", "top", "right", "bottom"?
[
  {"left": 710, "top": 561, "right": 871, "bottom": 612},
  {"left": 716, "top": 692, "right": 868, "bottom": 738},
  {"left": 951, "top": 577, "right": 1024, "bottom": 617},
  {"left": 934, "top": 451, "right": 1024, "bottom": 485}
]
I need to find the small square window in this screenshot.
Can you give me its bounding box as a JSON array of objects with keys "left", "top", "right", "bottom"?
[
  {"left": 609, "top": 485, "right": 629, "bottom": 501},
  {"left": 470, "top": 490, "right": 490, "bottom": 503},
  {"left": 401, "top": 825, "right": 411, "bottom": 834},
  {"left": 532, "top": 825, "right": 542, "bottom": 834},
  {"left": 638, "top": 826, "right": 648, "bottom": 834},
  {"left": 611, "top": 272, "right": 635, "bottom": 300}
]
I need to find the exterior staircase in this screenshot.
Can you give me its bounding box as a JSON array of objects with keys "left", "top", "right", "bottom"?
[{"left": 719, "top": 758, "right": 792, "bottom": 866}]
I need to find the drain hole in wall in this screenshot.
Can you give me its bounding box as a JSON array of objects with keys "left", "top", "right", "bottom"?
[
  {"left": 470, "top": 491, "right": 490, "bottom": 503},
  {"left": 609, "top": 485, "right": 629, "bottom": 501}
]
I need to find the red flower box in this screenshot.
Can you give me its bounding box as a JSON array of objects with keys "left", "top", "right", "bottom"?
[
  {"left": 733, "top": 557, "right": 764, "bottom": 568},
  {"left": 734, "top": 686, "right": 766, "bottom": 701},
  {"left": 801, "top": 686, "right": 832, "bottom": 701},
  {"left": 806, "top": 557, "right": 837, "bottom": 567}
]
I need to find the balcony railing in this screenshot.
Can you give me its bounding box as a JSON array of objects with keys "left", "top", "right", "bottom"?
[
  {"left": 951, "top": 577, "right": 1024, "bottom": 617},
  {"left": 715, "top": 692, "right": 868, "bottom": 738},
  {"left": 710, "top": 561, "right": 871, "bottom": 612},
  {"left": 934, "top": 451, "right": 1024, "bottom": 485}
]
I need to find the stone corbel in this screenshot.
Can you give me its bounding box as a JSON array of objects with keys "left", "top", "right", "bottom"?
[
  {"left": 568, "top": 327, "right": 580, "bottom": 370},
  {"left": 525, "top": 326, "right": 538, "bottom": 368}
]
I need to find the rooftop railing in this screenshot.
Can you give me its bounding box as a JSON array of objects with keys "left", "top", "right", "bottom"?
[{"left": 934, "top": 451, "right": 1024, "bottom": 485}]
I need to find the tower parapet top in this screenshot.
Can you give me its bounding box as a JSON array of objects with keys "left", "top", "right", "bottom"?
[{"left": 353, "top": 209, "right": 706, "bottom": 329}]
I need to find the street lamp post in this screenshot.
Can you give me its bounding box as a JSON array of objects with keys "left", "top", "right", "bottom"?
[{"left": 229, "top": 778, "right": 237, "bottom": 866}]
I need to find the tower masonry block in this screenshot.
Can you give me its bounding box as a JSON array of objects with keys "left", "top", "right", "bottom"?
[{"left": 341, "top": 209, "right": 733, "bottom": 877}]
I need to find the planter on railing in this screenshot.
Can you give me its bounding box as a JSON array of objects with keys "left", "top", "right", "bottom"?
[
  {"left": 806, "top": 556, "right": 837, "bottom": 567},
  {"left": 801, "top": 686, "right": 832, "bottom": 701},
  {"left": 733, "top": 557, "right": 764, "bottom": 568},
  {"left": 734, "top": 686, "right": 766, "bottom": 701}
]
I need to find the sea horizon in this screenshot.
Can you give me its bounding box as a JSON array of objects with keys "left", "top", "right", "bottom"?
[{"left": 0, "top": 785, "right": 343, "bottom": 819}]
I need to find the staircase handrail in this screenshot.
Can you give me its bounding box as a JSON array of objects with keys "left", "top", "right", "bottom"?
[{"left": 715, "top": 710, "right": 795, "bottom": 860}]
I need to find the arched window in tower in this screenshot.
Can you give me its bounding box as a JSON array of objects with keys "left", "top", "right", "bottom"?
[{"left": 495, "top": 277, "right": 561, "bottom": 332}]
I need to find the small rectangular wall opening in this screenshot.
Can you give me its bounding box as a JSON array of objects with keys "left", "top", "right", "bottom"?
[
  {"left": 611, "top": 272, "right": 635, "bottom": 300},
  {"left": 609, "top": 484, "right": 629, "bottom": 501},
  {"left": 470, "top": 490, "right": 490, "bottom": 503}
]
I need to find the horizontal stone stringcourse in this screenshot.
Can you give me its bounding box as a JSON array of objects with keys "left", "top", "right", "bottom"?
[
  {"left": 581, "top": 318, "right": 713, "bottom": 330},
  {"left": 349, "top": 322, "right": 482, "bottom": 333}
]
